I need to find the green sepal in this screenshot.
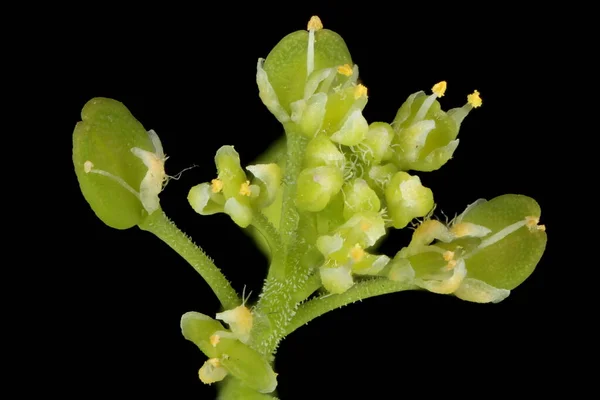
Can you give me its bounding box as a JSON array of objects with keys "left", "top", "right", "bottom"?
[
  {"left": 180, "top": 312, "right": 226, "bottom": 359},
  {"left": 73, "top": 97, "right": 154, "bottom": 229}
]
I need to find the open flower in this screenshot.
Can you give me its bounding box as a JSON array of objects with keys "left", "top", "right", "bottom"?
[{"left": 188, "top": 146, "right": 281, "bottom": 228}]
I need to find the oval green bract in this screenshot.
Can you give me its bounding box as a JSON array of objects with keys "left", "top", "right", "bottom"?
[
  {"left": 461, "top": 194, "right": 547, "bottom": 290},
  {"left": 73, "top": 98, "right": 154, "bottom": 229}
]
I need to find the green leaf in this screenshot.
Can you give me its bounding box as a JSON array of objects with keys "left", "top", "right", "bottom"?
[{"left": 73, "top": 98, "right": 154, "bottom": 229}]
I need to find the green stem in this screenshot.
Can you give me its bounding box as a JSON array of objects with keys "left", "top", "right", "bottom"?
[
  {"left": 276, "top": 129, "right": 307, "bottom": 279},
  {"left": 281, "top": 279, "right": 417, "bottom": 339},
  {"left": 251, "top": 212, "right": 284, "bottom": 267},
  {"left": 139, "top": 210, "right": 240, "bottom": 309}
]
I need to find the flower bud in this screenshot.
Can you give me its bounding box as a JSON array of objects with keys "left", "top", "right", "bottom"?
[
  {"left": 73, "top": 98, "right": 166, "bottom": 229},
  {"left": 305, "top": 135, "right": 345, "bottom": 168},
  {"left": 342, "top": 179, "right": 381, "bottom": 220},
  {"left": 296, "top": 166, "right": 344, "bottom": 212},
  {"left": 362, "top": 122, "right": 394, "bottom": 164},
  {"left": 385, "top": 171, "right": 434, "bottom": 229}
]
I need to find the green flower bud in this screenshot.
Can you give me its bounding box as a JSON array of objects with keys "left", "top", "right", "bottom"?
[
  {"left": 296, "top": 166, "right": 343, "bottom": 212},
  {"left": 362, "top": 122, "right": 394, "bottom": 164},
  {"left": 259, "top": 18, "right": 352, "bottom": 114},
  {"left": 342, "top": 178, "right": 381, "bottom": 220},
  {"left": 365, "top": 163, "right": 398, "bottom": 196},
  {"left": 385, "top": 171, "right": 434, "bottom": 229},
  {"left": 391, "top": 82, "right": 481, "bottom": 172},
  {"left": 73, "top": 98, "right": 166, "bottom": 229},
  {"left": 305, "top": 134, "right": 345, "bottom": 168}
]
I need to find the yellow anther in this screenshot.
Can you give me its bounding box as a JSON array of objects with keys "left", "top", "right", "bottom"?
[
  {"left": 525, "top": 216, "right": 539, "bottom": 228},
  {"left": 443, "top": 250, "right": 455, "bottom": 262},
  {"left": 207, "top": 358, "right": 221, "bottom": 368},
  {"left": 307, "top": 15, "right": 323, "bottom": 31},
  {"left": 354, "top": 84, "right": 368, "bottom": 99},
  {"left": 337, "top": 64, "right": 353, "bottom": 76},
  {"left": 239, "top": 180, "right": 252, "bottom": 196},
  {"left": 432, "top": 81, "right": 447, "bottom": 97},
  {"left": 525, "top": 216, "right": 545, "bottom": 232},
  {"left": 84, "top": 160, "right": 94, "bottom": 173},
  {"left": 209, "top": 334, "right": 220, "bottom": 347},
  {"left": 446, "top": 259, "right": 457, "bottom": 271},
  {"left": 211, "top": 179, "right": 223, "bottom": 193},
  {"left": 349, "top": 244, "right": 365, "bottom": 262},
  {"left": 467, "top": 90, "right": 482, "bottom": 108}
]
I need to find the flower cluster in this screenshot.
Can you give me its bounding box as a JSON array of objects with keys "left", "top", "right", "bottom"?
[{"left": 253, "top": 16, "right": 487, "bottom": 295}]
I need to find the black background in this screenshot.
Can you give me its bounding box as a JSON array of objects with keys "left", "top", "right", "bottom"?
[{"left": 55, "top": 2, "right": 569, "bottom": 398}]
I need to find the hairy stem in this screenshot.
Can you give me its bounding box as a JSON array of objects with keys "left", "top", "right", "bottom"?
[
  {"left": 281, "top": 279, "right": 417, "bottom": 339},
  {"left": 251, "top": 212, "right": 284, "bottom": 266},
  {"left": 139, "top": 210, "right": 240, "bottom": 309}
]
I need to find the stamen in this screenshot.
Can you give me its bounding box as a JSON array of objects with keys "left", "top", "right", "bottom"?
[
  {"left": 239, "top": 180, "right": 252, "bottom": 196},
  {"left": 431, "top": 81, "right": 447, "bottom": 97},
  {"left": 337, "top": 64, "right": 353, "bottom": 76},
  {"left": 354, "top": 84, "right": 368, "bottom": 99},
  {"left": 211, "top": 178, "right": 223, "bottom": 193},
  {"left": 467, "top": 90, "right": 482, "bottom": 108}
]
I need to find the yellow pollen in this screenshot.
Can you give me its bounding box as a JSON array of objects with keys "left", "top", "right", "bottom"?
[
  {"left": 354, "top": 84, "right": 368, "bottom": 99},
  {"left": 446, "top": 259, "right": 457, "bottom": 271},
  {"left": 337, "top": 64, "right": 353, "bottom": 76},
  {"left": 443, "top": 250, "right": 455, "bottom": 262},
  {"left": 525, "top": 216, "right": 540, "bottom": 228},
  {"left": 307, "top": 16, "right": 323, "bottom": 31},
  {"left": 211, "top": 179, "right": 223, "bottom": 193},
  {"left": 207, "top": 358, "right": 221, "bottom": 368},
  {"left": 349, "top": 244, "right": 365, "bottom": 262},
  {"left": 210, "top": 334, "right": 220, "bottom": 347},
  {"left": 467, "top": 90, "right": 482, "bottom": 108},
  {"left": 432, "top": 81, "right": 447, "bottom": 97},
  {"left": 239, "top": 180, "right": 252, "bottom": 196},
  {"left": 537, "top": 225, "right": 546, "bottom": 232}
]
